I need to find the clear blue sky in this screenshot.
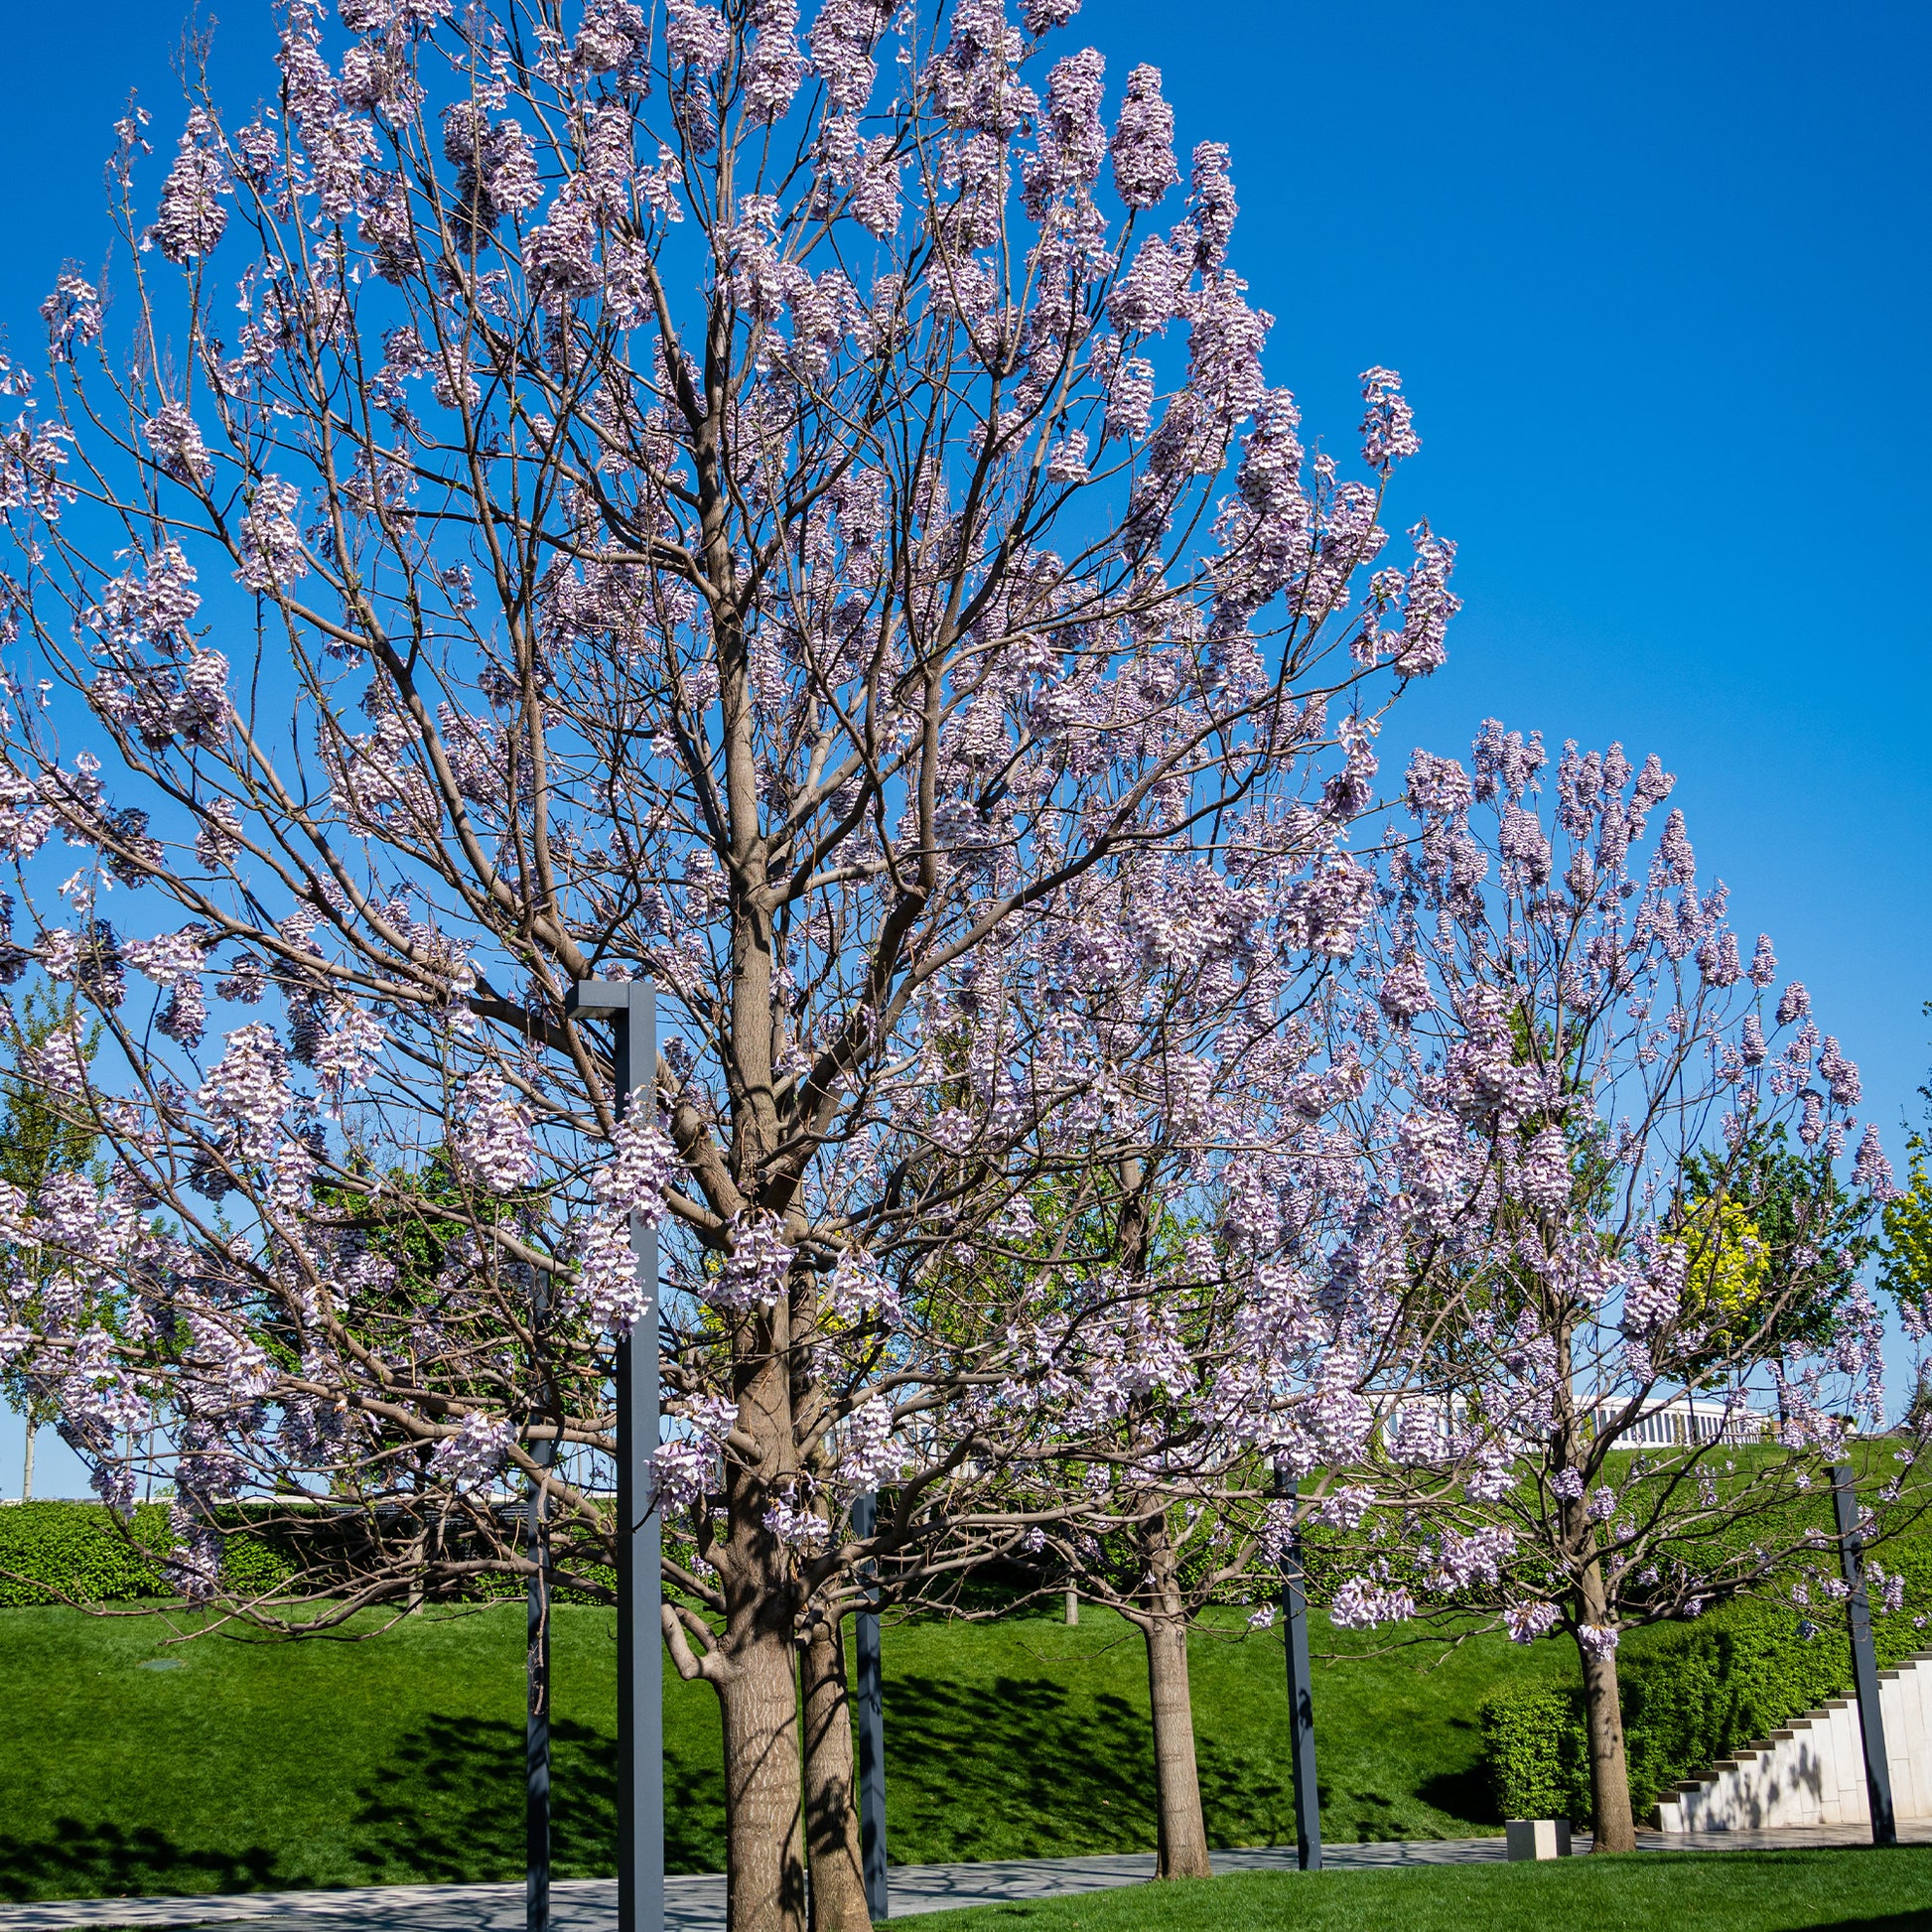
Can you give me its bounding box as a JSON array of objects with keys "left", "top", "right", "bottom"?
[{"left": 0, "top": 0, "right": 1926, "bottom": 1490}]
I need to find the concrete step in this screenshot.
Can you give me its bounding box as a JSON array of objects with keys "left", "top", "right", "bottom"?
[{"left": 1656, "top": 1647, "right": 1931, "bottom": 1831}]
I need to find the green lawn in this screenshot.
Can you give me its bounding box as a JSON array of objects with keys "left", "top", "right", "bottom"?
[
  {"left": 0, "top": 1599, "right": 1581, "bottom": 1901},
  {"left": 893, "top": 1852, "right": 1932, "bottom": 1932}
]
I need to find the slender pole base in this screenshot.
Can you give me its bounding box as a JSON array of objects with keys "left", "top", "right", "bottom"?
[
  {"left": 1274, "top": 1465, "right": 1322, "bottom": 1871},
  {"left": 570, "top": 980, "right": 664, "bottom": 1932},
  {"left": 527, "top": 1446, "right": 552, "bottom": 1932},
  {"left": 851, "top": 1492, "right": 890, "bottom": 1921},
  {"left": 1833, "top": 1460, "right": 1896, "bottom": 1848}
]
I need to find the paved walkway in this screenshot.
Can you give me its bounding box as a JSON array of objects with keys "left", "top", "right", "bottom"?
[{"left": 2, "top": 1824, "right": 1925, "bottom": 1932}]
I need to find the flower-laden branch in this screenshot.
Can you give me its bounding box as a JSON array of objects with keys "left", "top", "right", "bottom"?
[{"left": 0, "top": 5, "right": 1452, "bottom": 1929}]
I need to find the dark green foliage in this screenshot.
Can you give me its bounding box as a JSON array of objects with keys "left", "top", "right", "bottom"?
[
  {"left": 0, "top": 1502, "right": 311, "bottom": 1607},
  {"left": 0, "top": 1502, "right": 173, "bottom": 1606},
  {"left": 0, "top": 1499, "right": 626, "bottom": 1610},
  {"left": 0, "top": 988, "right": 104, "bottom": 1468},
  {"left": 1680, "top": 1121, "right": 1879, "bottom": 1364}
]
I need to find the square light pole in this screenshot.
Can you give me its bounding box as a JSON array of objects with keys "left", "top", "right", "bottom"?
[
  {"left": 1831, "top": 1460, "right": 1896, "bottom": 1848},
  {"left": 849, "top": 1491, "right": 890, "bottom": 1920},
  {"left": 1272, "top": 1462, "right": 1321, "bottom": 1871},
  {"left": 567, "top": 978, "right": 665, "bottom": 1932},
  {"left": 527, "top": 1305, "right": 557, "bottom": 1932}
]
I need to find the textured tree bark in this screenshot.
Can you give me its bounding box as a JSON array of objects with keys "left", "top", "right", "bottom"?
[
  {"left": 801, "top": 1614, "right": 872, "bottom": 1932},
  {"left": 1141, "top": 1534, "right": 1211, "bottom": 1881},
  {"left": 1575, "top": 1572, "right": 1635, "bottom": 1854},
  {"left": 1064, "top": 1587, "right": 1078, "bottom": 1626},
  {"left": 721, "top": 1608, "right": 809, "bottom": 1932}
]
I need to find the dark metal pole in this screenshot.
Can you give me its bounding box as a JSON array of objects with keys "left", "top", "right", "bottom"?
[
  {"left": 527, "top": 1277, "right": 556, "bottom": 1932},
  {"left": 1832, "top": 1460, "right": 1896, "bottom": 1847},
  {"left": 569, "top": 980, "right": 663, "bottom": 1932},
  {"left": 850, "top": 1491, "right": 889, "bottom": 1920},
  {"left": 1274, "top": 1463, "right": 1321, "bottom": 1871}
]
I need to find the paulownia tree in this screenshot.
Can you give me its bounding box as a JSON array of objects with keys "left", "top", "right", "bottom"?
[
  {"left": 1333, "top": 722, "right": 1928, "bottom": 1853},
  {"left": 0, "top": 2, "right": 1458, "bottom": 1924},
  {"left": 899, "top": 927, "right": 1426, "bottom": 1880}
]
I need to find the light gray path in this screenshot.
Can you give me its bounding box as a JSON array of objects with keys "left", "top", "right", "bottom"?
[
  {"left": 1641, "top": 1819, "right": 1932, "bottom": 1854},
  {"left": 3, "top": 1823, "right": 1925, "bottom": 1932}
]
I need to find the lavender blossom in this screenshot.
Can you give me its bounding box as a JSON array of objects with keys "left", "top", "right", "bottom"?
[{"left": 146, "top": 110, "right": 230, "bottom": 264}]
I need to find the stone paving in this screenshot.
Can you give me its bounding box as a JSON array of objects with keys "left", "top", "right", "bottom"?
[{"left": 2, "top": 1822, "right": 1925, "bottom": 1932}]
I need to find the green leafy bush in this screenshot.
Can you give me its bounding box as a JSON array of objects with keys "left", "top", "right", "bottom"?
[
  {"left": 0, "top": 1501, "right": 174, "bottom": 1605},
  {"left": 1478, "top": 1686, "right": 1589, "bottom": 1822},
  {"left": 0, "top": 1499, "right": 622, "bottom": 1608},
  {"left": 0, "top": 1502, "right": 343, "bottom": 1605}
]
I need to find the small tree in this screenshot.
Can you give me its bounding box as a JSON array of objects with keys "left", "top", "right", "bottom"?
[
  {"left": 1877, "top": 1032, "right": 1932, "bottom": 1353},
  {"left": 1339, "top": 723, "right": 1927, "bottom": 1853},
  {"left": 1681, "top": 1121, "right": 1878, "bottom": 1385},
  {"left": 0, "top": 3, "right": 1455, "bottom": 1925},
  {"left": 0, "top": 987, "right": 103, "bottom": 1500},
  {"left": 906, "top": 977, "right": 1410, "bottom": 1881}
]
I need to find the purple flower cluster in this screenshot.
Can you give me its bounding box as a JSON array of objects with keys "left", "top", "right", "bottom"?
[
  {"left": 197, "top": 1025, "right": 291, "bottom": 1162},
  {"left": 235, "top": 479, "right": 307, "bottom": 594},
  {"left": 147, "top": 110, "right": 230, "bottom": 265},
  {"left": 1109, "top": 65, "right": 1178, "bottom": 209}
]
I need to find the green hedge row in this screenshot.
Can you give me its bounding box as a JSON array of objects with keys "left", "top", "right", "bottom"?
[
  {"left": 0, "top": 1500, "right": 628, "bottom": 1608},
  {"left": 1479, "top": 1539, "right": 1932, "bottom": 1823},
  {"left": 0, "top": 1501, "right": 176, "bottom": 1606},
  {"left": 0, "top": 1501, "right": 304, "bottom": 1606}
]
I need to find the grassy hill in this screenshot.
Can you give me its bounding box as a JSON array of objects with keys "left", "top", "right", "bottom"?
[{"left": 0, "top": 1599, "right": 1590, "bottom": 1902}]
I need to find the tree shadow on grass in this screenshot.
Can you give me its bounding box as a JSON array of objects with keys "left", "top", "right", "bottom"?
[
  {"left": 0, "top": 1822, "right": 289, "bottom": 1902},
  {"left": 884, "top": 1674, "right": 1158, "bottom": 1863},
  {"left": 345, "top": 1713, "right": 725, "bottom": 1883},
  {"left": 1194, "top": 1734, "right": 1304, "bottom": 1850},
  {"left": 1418, "top": 1766, "right": 1499, "bottom": 1826}
]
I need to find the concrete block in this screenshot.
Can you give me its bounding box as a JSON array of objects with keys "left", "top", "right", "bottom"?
[{"left": 1505, "top": 1819, "right": 1573, "bottom": 1861}]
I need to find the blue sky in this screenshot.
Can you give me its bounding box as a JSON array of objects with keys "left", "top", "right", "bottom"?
[{"left": 0, "top": 0, "right": 1926, "bottom": 1490}]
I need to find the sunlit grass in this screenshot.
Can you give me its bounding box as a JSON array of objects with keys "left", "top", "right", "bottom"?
[
  {"left": 891, "top": 1850, "right": 1932, "bottom": 1932},
  {"left": 0, "top": 1598, "right": 1580, "bottom": 1900}
]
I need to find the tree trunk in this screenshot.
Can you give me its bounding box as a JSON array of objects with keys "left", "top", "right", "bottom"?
[
  {"left": 1141, "top": 1534, "right": 1211, "bottom": 1880},
  {"left": 800, "top": 1613, "right": 871, "bottom": 1932},
  {"left": 1064, "top": 1587, "right": 1078, "bottom": 1626},
  {"left": 720, "top": 1609, "right": 809, "bottom": 1932},
  {"left": 20, "top": 1423, "right": 34, "bottom": 1502},
  {"left": 1574, "top": 1596, "right": 1635, "bottom": 1853}
]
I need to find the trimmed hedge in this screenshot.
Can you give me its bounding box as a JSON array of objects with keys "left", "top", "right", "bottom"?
[
  {"left": 0, "top": 1499, "right": 624, "bottom": 1607},
  {"left": 1478, "top": 1687, "right": 1583, "bottom": 1822},
  {"left": 0, "top": 1501, "right": 175, "bottom": 1606},
  {"left": 1479, "top": 1537, "right": 1932, "bottom": 1823},
  {"left": 0, "top": 1500, "right": 309, "bottom": 1606}
]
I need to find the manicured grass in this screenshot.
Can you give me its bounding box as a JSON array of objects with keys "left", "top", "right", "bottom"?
[
  {"left": 0, "top": 1598, "right": 1587, "bottom": 1901},
  {"left": 892, "top": 1851, "right": 1932, "bottom": 1932}
]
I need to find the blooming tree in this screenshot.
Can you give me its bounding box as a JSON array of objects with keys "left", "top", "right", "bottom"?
[
  {"left": 1333, "top": 722, "right": 1928, "bottom": 1853},
  {"left": 892, "top": 892, "right": 1422, "bottom": 1880},
  {"left": 0, "top": 2, "right": 1458, "bottom": 1924}
]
